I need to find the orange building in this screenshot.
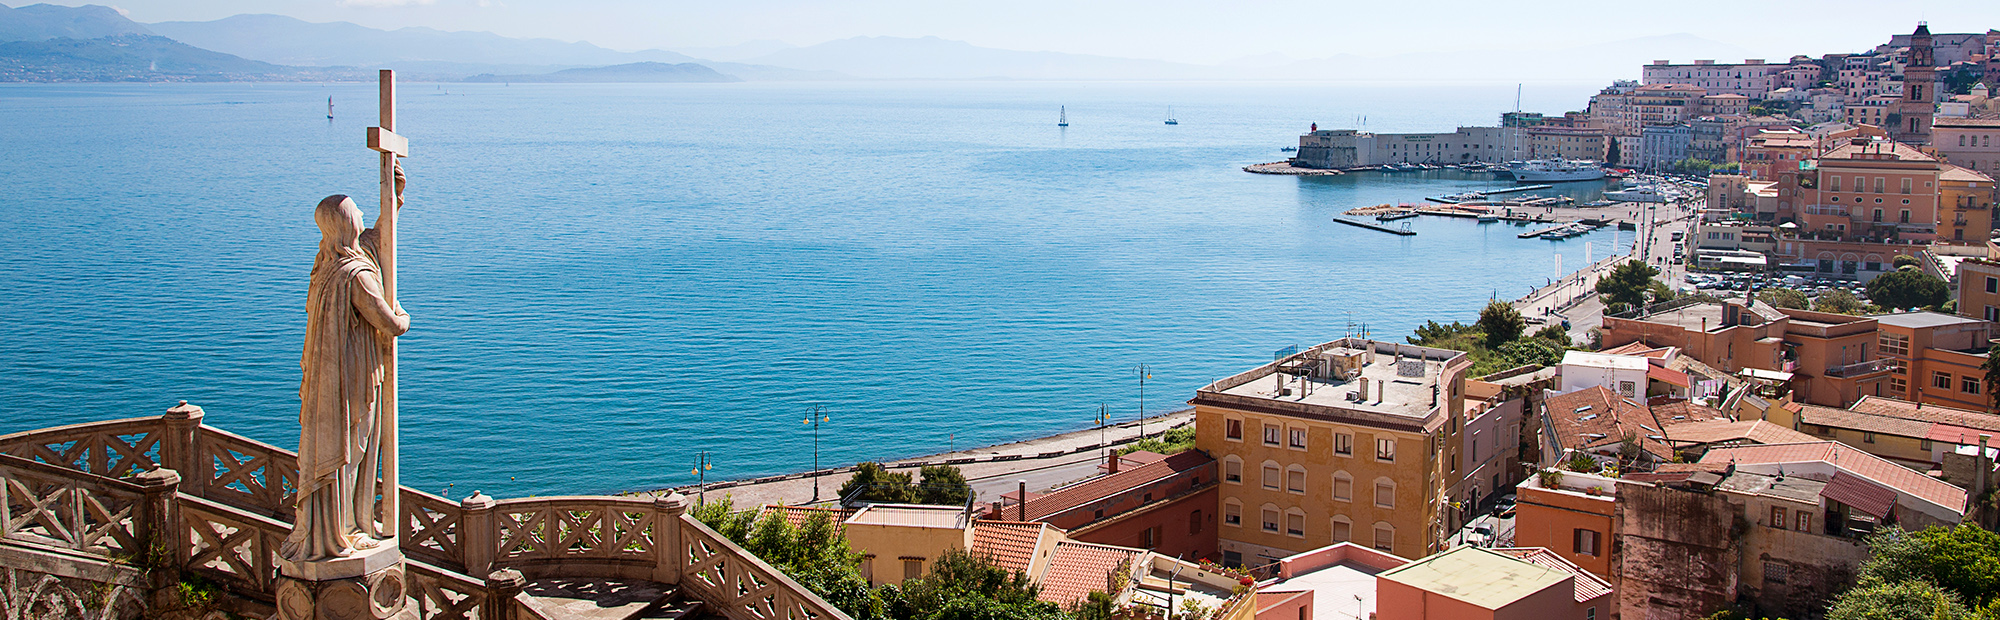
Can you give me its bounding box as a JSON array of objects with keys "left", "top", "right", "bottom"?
[
  {"left": 1375, "top": 545, "right": 1611, "bottom": 620},
  {"left": 1741, "top": 130, "right": 1817, "bottom": 181},
  {"left": 1874, "top": 312, "right": 1993, "bottom": 412},
  {"left": 1512, "top": 471, "right": 1617, "bottom": 580},
  {"left": 1956, "top": 242, "right": 2000, "bottom": 322},
  {"left": 1602, "top": 300, "right": 1898, "bottom": 407},
  {"left": 1795, "top": 138, "right": 1942, "bottom": 243},
  {"left": 1939, "top": 165, "right": 1998, "bottom": 244}
]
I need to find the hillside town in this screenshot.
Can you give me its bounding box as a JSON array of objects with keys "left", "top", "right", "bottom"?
[{"left": 15, "top": 21, "right": 2000, "bottom": 620}]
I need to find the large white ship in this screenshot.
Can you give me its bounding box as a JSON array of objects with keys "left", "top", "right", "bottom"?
[{"left": 1508, "top": 158, "right": 1606, "bottom": 182}]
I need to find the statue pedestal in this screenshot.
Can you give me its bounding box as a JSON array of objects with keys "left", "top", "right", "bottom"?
[{"left": 275, "top": 545, "right": 410, "bottom": 620}]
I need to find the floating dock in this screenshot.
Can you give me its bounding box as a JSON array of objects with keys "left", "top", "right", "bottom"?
[
  {"left": 1334, "top": 217, "right": 1417, "bottom": 236},
  {"left": 1519, "top": 222, "right": 1596, "bottom": 239},
  {"left": 1484, "top": 184, "right": 1554, "bottom": 195},
  {"left": 1377, "top": 211, "right": 1419, "bottom": 221}
]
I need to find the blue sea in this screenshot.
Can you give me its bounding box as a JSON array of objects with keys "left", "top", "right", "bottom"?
[{"left": 0, "top": 80, "right": 1623, "bottom": 498}]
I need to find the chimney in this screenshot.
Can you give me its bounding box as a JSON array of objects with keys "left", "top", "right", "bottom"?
[
  {"left": 1359, "top": 377, "right": 1371, "bottom": 400},
  {"left": 1017, "top": 480, "right": 1028, "bottom": 521},
  {"left": 1108, "top": 452, "right": 1120, "bottom": 474}
]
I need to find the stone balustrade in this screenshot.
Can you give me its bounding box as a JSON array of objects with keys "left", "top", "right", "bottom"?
[{"left": 0, "top": 403, "right": 853, "bottom": 620}]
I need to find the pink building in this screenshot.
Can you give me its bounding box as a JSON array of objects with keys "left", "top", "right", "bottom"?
[{"left": 1375, "top": 546, "right": 1611, "bottom": 620}]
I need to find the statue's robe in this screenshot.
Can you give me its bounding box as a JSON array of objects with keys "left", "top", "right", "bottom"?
[{"left": 284, "top": 230, "right": 389, "bottom": 562}]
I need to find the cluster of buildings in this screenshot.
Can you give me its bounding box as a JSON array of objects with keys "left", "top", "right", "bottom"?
[{"left": 783, "top": 24, "right": 2000, "bottom": 620}]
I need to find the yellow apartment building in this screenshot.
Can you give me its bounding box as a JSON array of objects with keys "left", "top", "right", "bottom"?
[{"left": 1191, "top": 338, "right": 1469, "bottom": 568}]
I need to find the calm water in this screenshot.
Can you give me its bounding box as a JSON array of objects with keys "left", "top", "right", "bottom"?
[{"left": 0, "top": 81, "right": 1620, "bottom": 497}]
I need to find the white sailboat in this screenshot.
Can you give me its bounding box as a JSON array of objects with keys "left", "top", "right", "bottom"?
[
  {"left": 326, "top": 96, "right": 333, "bottom": 120},
  {"left": 1164, "top": 106, "right": 1178, "bottom": 125},
  {"left": 1058, "top": 106, "right": 1069, "bottom": 127}
]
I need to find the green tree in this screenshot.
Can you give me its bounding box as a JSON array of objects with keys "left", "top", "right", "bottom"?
[
  {"left": 1596, "top": 260, "right": 1662, "bottom": 310},
  {"left": 838, "top": 462, "right": 918, "bottom": 504},
  {"left": 1867, "top": 270, "right": 1950, "bottom": 311},
  {"left": 1856, "top": 526, "right": 2000, "bottom": 608},
  {"left": 1605, "top": 139, "right": 1621, "bottom": 165},
  {"left": 1986, "top": 343, "right": 2000, "bottom": 414},
  {"left": 917, "top": 464, "right": 973, "bottom": 506},
  {"left": 901, "top": 549, "right": 1064, "bottom": 620},
  {"left": 1494, "top": 338, "right": 1564, "bottom": 369},
  {"left": 1756, "top": 288, "right": 1810, "bottom": 310},
  {"left": 1476, "top": 301, "right": 1526, "bottom": 349},
  {"left": 1826, "top": 579, "right": 1973, "bottom": 620},
  {"left": 1894, "top": 254, "right": 1922, "bottom": 270},
  {"left": 1121, "top": 425, "right": 1196, "bottom": 455},
  {"left": 1532, "top": 324, "right": 1572, "bottom": 347},
  {"left": 1408, "top": 320, "right": 1474, "bottom": 346},
  {"left": 1813, "top": 288, "right": 1867, "bottom": 315}
]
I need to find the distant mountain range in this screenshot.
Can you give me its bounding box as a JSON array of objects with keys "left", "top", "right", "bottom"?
[
  {"left": 0, "top": 2, "right": 1778, "bottom": 84},
  {"left": 466, "top": 62, "right": 739, "bottom": 84}
]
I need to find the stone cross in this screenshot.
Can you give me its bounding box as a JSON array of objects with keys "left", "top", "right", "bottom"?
[{"left": 365, "top": 69, "right": 408, "bottom": 543}]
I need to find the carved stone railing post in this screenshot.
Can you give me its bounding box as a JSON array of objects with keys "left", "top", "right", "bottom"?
[
  {"left": 483, "top": 568, "right": 525, "bottom": 620},
  {"left": 161, "top": 401, "right": 205, "bottom": 495},
  {"left": 459, "top": 491, "right": 496, "bottom": 578},
  {"left": 131, "top": 467, "right": 182, "bottom": 568},
  {"left": 653, "top": 493, "right": 687, "bottom": 585}
]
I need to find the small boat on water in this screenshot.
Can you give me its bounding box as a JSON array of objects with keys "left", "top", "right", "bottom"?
[
  {"left": 326, "top": 96, "right": 333, "bottom": 120},
  {"left": 1605, "top": 185, "right": 1671, "bottom": 203},
  {"left": 1058, "top": 106, "right": 1069, "bottom": 127},
  {"left": 1510, "top": 158, "right": 1606, "bottom": 182},
  {"left": 1165, "top": 106, "right": 1178, "bottom": 125},
  {"left": 1478, "top": 215, "right": 1500, "bottom": 223},
  {"left": 1281, "top": 146, "right": 1297, "bottom": 152}
]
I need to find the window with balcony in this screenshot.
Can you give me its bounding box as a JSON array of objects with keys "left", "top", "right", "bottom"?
[
  {"left": 1901, "top": 178, "right": 1912, "bottom": 194},
  {"left": 1829, "top": 175, "right": 1842, "bottom": 191}
]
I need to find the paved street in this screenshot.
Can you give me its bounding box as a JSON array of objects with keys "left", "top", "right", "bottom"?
[{"left": 649, "top": 410, "right": 1195, "bottom": 508}]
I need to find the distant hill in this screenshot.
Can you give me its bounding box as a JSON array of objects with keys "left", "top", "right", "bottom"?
[
  {"left": 465, "top": 62, "right": 740, "bottom": 83},
  {"left": 146, "top": 14, "right": 839, "bottom": 81},
  {"left": 0, "top": 3, "right": 151, "bottom": 42},
  {"left": 743, "top": 36, "right": 1220, "bottom": 80},
  {"left": 0, "top": 33, "right": 350, "bottom": 81}
]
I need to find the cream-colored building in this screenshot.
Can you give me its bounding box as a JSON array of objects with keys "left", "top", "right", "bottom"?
[{"left": 1193, "top": 339, "right": 1469, "bottom": 568}]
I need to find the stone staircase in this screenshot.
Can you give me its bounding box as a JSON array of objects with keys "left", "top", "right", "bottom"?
[{"left": 517, "top": 578, "right": 718, "bottom": 620}]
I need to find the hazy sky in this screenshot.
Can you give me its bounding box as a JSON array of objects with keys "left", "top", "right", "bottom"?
[{"left": 44, "top": 0, "right": 2000, "bottom": 64}]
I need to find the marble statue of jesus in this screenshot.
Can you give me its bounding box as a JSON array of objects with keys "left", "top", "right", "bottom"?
[{"left": 283, "top": 194, "right": 410, "bottom": 563}]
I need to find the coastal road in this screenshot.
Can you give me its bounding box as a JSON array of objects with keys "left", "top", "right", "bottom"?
[{"left": 650, "top": 410, "right": 1195, "bottom": 509}]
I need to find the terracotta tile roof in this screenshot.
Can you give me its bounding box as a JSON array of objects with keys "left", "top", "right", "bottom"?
[
  {"left": 1541, "top": 387, "right": 1673, "bottom": 460},
  {"left": 1926, "top": 423, "right": 1998, "bottom": 445},
  {"left": 1798, "top": 404, "right": 1935, "bottom": 438},
  {"left": 970, "top": 521, "right": 1052, "bottom": 577},
  {"left": 1699, "top": 441, "right": 1967, "bottom": 516},
  {"left": 1822, "top": 472, "right": 1897, "bottom": 519},
  {"left": 1943, "top": 165, "right": 1997, "bottom": 183},
  {"left": 759, "top": 505, "right": 854, "bottom": 532},
  {"left": 1037, "top": 541, "right": 1138, "bottom": 607},
  {"left": 1648, "top": 365, "right": 1692, "bottom": 388},
  {"left": 1849, "top": 397, "right": 2000, "bottom": 433},
  {"left": 1491, "top": 547, "right": 1613, "bottom": 604},
  {"left": 1652, "top": 400, "right": 1729, "bottom": 424},
  {"left": 1020, "top": 451, "right": 1212, "bottom": 522},
  {"left": 1661, "top": 420, "right": 1816, "bottom": 446},
  {"left": 1821, "top": 140, "right": 1935, "bottom": 162},
  {"left": 1600, "top": 342, "right": 1667, "bottom": 357}
]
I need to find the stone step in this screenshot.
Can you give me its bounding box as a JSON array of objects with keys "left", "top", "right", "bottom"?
[{"left": 518, "top": 578, "right": 681, "bottom": 620}]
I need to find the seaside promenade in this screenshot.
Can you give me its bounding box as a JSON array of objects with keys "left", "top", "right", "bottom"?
[
  {"left": 1510, "top": 198, "right": 1702, "bottom": 342},
  {"left": 644, "top": 409, "right": 1196, "bottom": 508}
]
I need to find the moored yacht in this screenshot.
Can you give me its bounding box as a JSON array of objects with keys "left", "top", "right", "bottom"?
[{"left": 1510, "top": 159, "right": 1606, "bottom": 182}]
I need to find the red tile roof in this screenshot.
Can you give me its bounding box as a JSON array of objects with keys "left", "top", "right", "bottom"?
[
  {"left": 1020, "top": 450, "right": 1212, "bottom": 522},
  {"left": 1037, "top": 541, "right": 1138, "bottom": 607},
  {"left": 1821, "top": 472, "right": 1897, "bottom": 519},
  {"left": 1648, "top": 365, "right": 1692, "bottom": 388},
  {"left": 1848, "top": 397, "right": 2000, "bottom": 433},
  {"left": 970, "top": 521, "right": 1052, "bottom": 577},
  {"left": 1652, "top": 400, "right": 1729, "bottom": 424},
  {"left": 1661, "top": 420, "right": 1816, "bottom": 447},
  {"left": 1542, "top": 387, "right": 1673, "bottom": 460},
  {"left": 1699, "top": 442, "right": 1967, "bottom": 516},
  {"left": 1492, "top": 547, "right": 1613, "bottom": 604}
]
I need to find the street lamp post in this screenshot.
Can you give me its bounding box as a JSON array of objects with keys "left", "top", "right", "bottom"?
[
  {"left": 1097, "top": 404, "right": 1110, "bottom": 465},
  {"left": 692, "top": 452, "right": 715, "bottom": 506},
  {"left": 805, "top": 405, "right": 830, "bottom": 502},
  {"left": 1136, "top": 363, "right": 1151, "bottom": 439}
]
